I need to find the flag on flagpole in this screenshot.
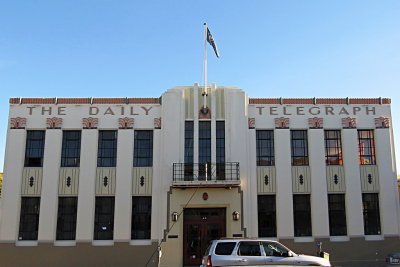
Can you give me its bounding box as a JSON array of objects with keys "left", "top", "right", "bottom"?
[{"left": 206, "top": 27, "right": 220, "bottom": 58}]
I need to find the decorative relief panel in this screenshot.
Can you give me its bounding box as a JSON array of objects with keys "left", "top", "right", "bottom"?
[
  {"left": 96, "top": 168, "right": 116, "bottom": 195},
  {"left": 308, "top": 117, "right": 323, "bottom": 129},
  {"left": 46, "top": 117, "right": 63, "bottom": 129},
  {"left": 275, "top": 117, "right": 289, "bottom": 129},
  {"left": 257, "top": 167, "right": 276, "bottom": 194},
  {"left": 132, "top": 167, "right": 153, "bottom": 195},
  {"left": 59, "top": 168, "right": 79, "bottom": 195},
  {"left": 248, "top": 118, "right": 255, "bottom": 129},
  {"left": 374, "top": 116, "right": 390, "bottom": 128},
  {"left": 118, "top": 117, "right": 134, "bottom": 129},
  {"left": 292, "top": 166, "right": 311, "bottom": 193},
  {"left": 154, "top": 118, "right": 162, "bottom": 129},
  {"left": 82, "top": 117, "right": 99, "bottom": 129},
  {"left": 21, "top": 168, "right": 43, "bottom": 196},
  {"left": 199, "top": 106, "right": 211, "bottom": 119},
  {"left": 342, "top": 117, "right": 357, "bottom": 129},
  {"left": 326, "top": 166, "right": 346, "bottom": 192},
  {"left": 10, "top": 117, "right": 27, "bottom": 129},
  {"left": 360, "top": 165, "right": 379, "bottom": 192}
]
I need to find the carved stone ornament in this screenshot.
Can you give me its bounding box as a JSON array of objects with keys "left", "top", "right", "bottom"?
[
  {"left": 46, "top": 117, "right": 63, "bottom": 129},
  {"left": 275, "top": 117, "right": 289, "bottom": 129},
  {"left": 82, "top": 117, "right": 99, "bottom": 129},
  {"left": 341, "top": 117, "right": 357, "bottom": 129},
  {"left": 374, "top": 116, "right": 390, "bottom": 128},
  {"left": 10, "top": 117, "right": 27, "bottom": 129},
  {"left": 118, "top": 117, "right": 134, "bottom": 129},
  {"left": 308, "top": 117, "right": 323, "bottom": 129},
  {"left": 154, "top": 117, "right": 162, "bottom": 129},
  {"left": 199, "top": 106, "right": 211, "bottom": 119},
  {"left": 248, "top": 118, "right": 255, "bottom": 129}
]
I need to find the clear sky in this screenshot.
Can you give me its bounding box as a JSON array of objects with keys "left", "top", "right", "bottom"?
[{"left": 0, "top": 0, "right": 399, "bottom": 173}]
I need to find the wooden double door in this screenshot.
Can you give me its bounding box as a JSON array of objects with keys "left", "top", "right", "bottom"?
[{"left": 183, "top": 208, "right": 226, "bottom": 266}]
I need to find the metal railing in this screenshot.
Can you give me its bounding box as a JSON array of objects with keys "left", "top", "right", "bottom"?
[{"left": 172, "top": 162, "right": 240, "bottom": 182}]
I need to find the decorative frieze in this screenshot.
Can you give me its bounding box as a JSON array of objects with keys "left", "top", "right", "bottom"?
[
  {"left": 275, "top": 117, "right": 289, "bottom": 129},
  {"left": 46, "top": 117, "right": 63, "bottom": 129},
  {"left": 248, "top": 118, "right": 255, "bottom": 129},
  {"left": 341, "top": 117, "right": 357, "bottom": 129},
  {"left": 10, "top": 117, "right": 27, "bottom": 129},
  {"left": 118, "top": 117, "right": 134, "bottom": 129},
  {"left": 154, "top": 118, "right": 162, "bottom": 129},
  {"left": 82, "top": 117, "right": 99, "bottom": 129},
  {"left": 308, "top": 117, "right": 323, "bottom": 129},
  {"left": 374, "top": 116, "right": 390, "bottom": 128}
]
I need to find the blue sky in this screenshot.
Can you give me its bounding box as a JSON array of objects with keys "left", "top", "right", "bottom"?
[{"left": 0, "top": 0, "right": 399, "bottom": 173}]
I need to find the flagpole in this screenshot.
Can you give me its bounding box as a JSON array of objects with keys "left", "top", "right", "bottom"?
[{"left": 203, "top": 23, "right": 207, "bottom": 107}]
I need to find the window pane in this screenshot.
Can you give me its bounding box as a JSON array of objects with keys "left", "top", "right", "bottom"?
[
  {"left": 97, "top": 131, "right": 117, "bottom": 167},
  {"left": 131, "top": 196, "right": 152, "bottom": 239},
  {"left": 24, "top": 131, "right": 46, "bottom": 167},
  {"left": 324, "top": 130, "right": 342, "bottom": 165},
  {"left": 18, "top": 197, "right": 40, "bottom": 240},
  {"left": 328, "top": 194, "right": 347, "bottom": 236},
  {"left": 293, "top": 195, "right": 312, "bottom": 236},
  {"left": 258, "top": 195, "right": 276, "bottom": 237},
  {"left": 256, "top": 130, "right": 274, "bottom": 166},
  {"left": 61, "top": 131, "right": 81, "bottom": 167},
  {"left": 94, "top": 197, "right": 115, "bottom": 240},
  {"left": 290, "top": 131, "right": 308, "bottom": 166},
  {"left": 56, "top": 197, "right": 78, "bottom": 240},
  {"left": 362, "top": 193, "right": 381, "bottom": 235},
  {"left": 133, "top": 131, "right": 153, "bottom": 167},
  {"left": 358, "top": 130, "right": 376, "bottom": 165}
]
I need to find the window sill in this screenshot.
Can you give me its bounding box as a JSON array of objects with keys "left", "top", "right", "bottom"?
[
  {"left": 330, "top": 236, "right": 349, "bottom": 242},
  {"left": 16, "top": 241, "right": 38, "bottom": 246},
  {"left": 294, "top": 237, "right": 314, "bottom": 243},
  {"left": 54, "top": 241, "right": 76, "bottom": 246},
  {"left": 92, "top": 240, "right": 114, "bottom": 246},
  {"left": 365, "top": 235, "right": 384, "bottom": 241},
  {"left": 130, "top": 240, "right": 152, "bottom": 246}
]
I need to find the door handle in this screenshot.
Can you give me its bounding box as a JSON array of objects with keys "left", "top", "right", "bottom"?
[{"left": 238, "top": 259, "right": 248, "bottom": 262}]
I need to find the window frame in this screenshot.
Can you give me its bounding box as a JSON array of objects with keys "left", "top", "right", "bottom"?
[
  {"left": 358, "top": 130, "right": 376, "bottom": 165},
  {"left": 18, "top": 197, "right": 40, "bottom": 241},
  {"left": 293, "top": 194, "right": 312, "bottom": 237},
  {"left": 56, "top": 197, "right": 78, "bottom": 240},
  {"left": 24, "top": 130, "right": 46, "bottom": 167},
  {"left": 61, "top": 130, "right": 82, "bottom": 167},
  {"left": 257, "top": 195, "right": 277, "bottom": 237},
  {"left": 94, "top": 196, "right": 115, "bottom": 240},
  {"left": 131, "top": 196, "right": 152, "bottom": 240},
  {"left": 256, "top": 130, "right": 275, "bottom": 166},
  {"left": 362, "top": 193, "right": 381, "bottom": 235},
  {"left": 324, "top": 130, "right": 343, "bottom": 166},
  {"left": 97, "top": 130, "right": 118, "bottom": 167},
  {"left": 133, "top": 130, "right": 154, "bottom": 167},
  {"left": 290, "top": 130, "right": 309, "bottom": 166},
  {"left": 327, "top": 194, "right": 347, "bottom": 236}
]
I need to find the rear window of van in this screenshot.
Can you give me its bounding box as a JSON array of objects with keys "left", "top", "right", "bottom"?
[{"left": 215, "top": 242, "right": 236, "bottom": 255}]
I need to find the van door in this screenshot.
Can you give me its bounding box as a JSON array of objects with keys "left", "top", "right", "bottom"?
[{"left": 235, "top": 241, "right": 266, "bottom": 265}]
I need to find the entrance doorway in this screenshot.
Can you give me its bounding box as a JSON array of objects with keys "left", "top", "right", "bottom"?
[{"left": 183, "top": 208, "right": 226, "bottom": 266}]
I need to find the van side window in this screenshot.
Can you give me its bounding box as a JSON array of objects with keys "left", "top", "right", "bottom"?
[
  {"left": 238, "top": 242, "right": 261, "bottom": 256},
  {"left": 262, "top": 242, "right": 290, "bottom": 257},
  {"left": 215, "top": 242, "right": 236, "bottom": 255}
]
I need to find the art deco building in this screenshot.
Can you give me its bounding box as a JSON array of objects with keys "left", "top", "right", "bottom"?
[{"left": 0, "top": 84, "right": 399, "bottom": 267}]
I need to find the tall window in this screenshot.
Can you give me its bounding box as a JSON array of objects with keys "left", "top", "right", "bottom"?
[
  {"left": 61, "top": 131, "right": 81, "bottom": 167},
  {"left": 97, "top": 131, "right": 117, "bottom": 167},
  {"left": 258, "top": 195, "right": 277, "bottom": 237},
  {"left": 324, "top": 130, "right": 342, "bottom": 165},
  {"left": 131, "top": 196, "right": 152, "bottom": 239},
  {"left": 362, "top": 193, "right": 381, "bottom": 235},
  {"left": 256, "top": 130, "right": 274, "bottom": 166},
  {"left": 358, "top": 130, "right": 376, "bottom": 165},
  {"left": 184, "top": 121, "right": 194, "bottom": 180},
  {"left": 216, "top": 121, "right": 225, "bottom": 180},
  {"left": 133, "top": 130, "right": 153, "bottom": 167},
  {"left": 24, "top": 131, "right": 45, "bottom": 167},
  {"left": 56, "top": 197, "right": 78, "bottom": 240},
  {"left": 199, "top": 121, "right": 211, "bottom": 179},
  {"left": 328, "top": 194, "right": 347, "bottom": 236},
  {"left": 94, "top": 197, "right": 115, "bottom": 240},
  {"left": 290, "top": 130, "right": 309, "bottom": 166},
  {"left": 18, "top": 197, "right": 40, "bottom": 240},
  {"left": 293, "top": 194, "right": 312, "bottom": 237}
]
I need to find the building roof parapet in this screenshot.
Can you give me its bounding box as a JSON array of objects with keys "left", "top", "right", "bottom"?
[
  {"left": 249, "top": 98, "right": 391, "bottom": 105},
  {"left": 10, "top": 97, "right": 161, "bottom": 105}
]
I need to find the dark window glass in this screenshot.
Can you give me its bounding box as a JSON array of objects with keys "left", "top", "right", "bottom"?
[
  {"left": 94, "top": 197, "right": 115, "bottom": 240},
  {"left": 258, "top": 195, "right": 276, "bottom": 237},
  {"left": 184, "top": 121, "right": 194, "bottom": 180},
  {"left": 134, "top": 131, "right": 153, "bottom": 167},
  {"left": 262, "top": 242, "right": 290, "bottom": 257},
  {"left": 362, "top": 193, "right": 381, "bottom": 235},
  {"left": 216, "top": 121, "right": 225, "bottom": 180},
  {"left": 293, "top": 194, "right": 312, "bottom": 237},
  {"left": 56, "top": 197, "right": 78, "bottom": 240},
  {"left": 24, "top": 131, "right": 45, "bottom": 167},
  {"left": 131, "top": 196, "right": 152, "bottom": 239},
  {"left": 328, "top": 194, "right": 347, "bottom": 236},
  {"left": 238, "top": 242, "right": 261, "bottom": 256},
  {"left": 290, "top": 131, "right": 309, "bottom": 166},
  {"left": 256, "top": 130, "right": 274, "bottom": 166},
  {"left": 18, "top": 197, "right": 40, "bottom": 240},
  {"left": 358, "top": 130, "right": 376, "bottom": 165},
  {"left": 324, "top": 130, "right": 343, "bottom": 165},
  {"left": 97, "top": 131, "right": 117, "bottom": 167},
  {"left": 61, "top": 131, "right": 81, "bottom": 167},
  {"left": 215, "top": 242, "right": 236, "bottom": 255},
  {"left": 199, "top": 121, "right": 211, "bottom": 179}
]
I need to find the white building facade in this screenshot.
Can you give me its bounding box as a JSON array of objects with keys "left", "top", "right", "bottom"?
[{"left": 0, "top": 84, "right": 399, "bottom": 267}]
